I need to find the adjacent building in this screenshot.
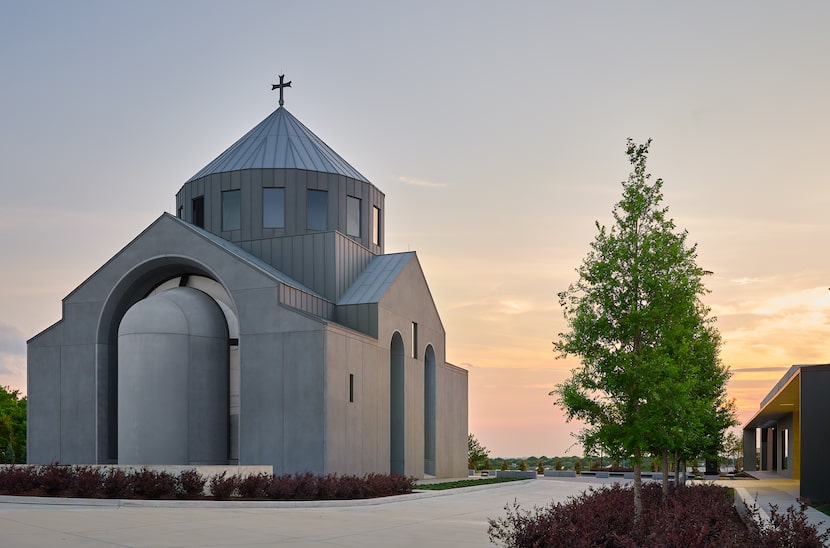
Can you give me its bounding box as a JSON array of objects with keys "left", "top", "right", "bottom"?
[
  {"left": 27, "top": 83, "right": 469, "bottom": 478},
  {"left": 743, "top": 363, "right": 830, "bottom": 502}
]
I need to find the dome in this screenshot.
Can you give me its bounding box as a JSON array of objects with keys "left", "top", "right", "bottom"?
[{"left": 187, "top": 107, "right": 369, "bottom": 183}]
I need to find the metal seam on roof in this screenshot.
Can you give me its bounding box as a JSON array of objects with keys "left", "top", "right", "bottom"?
[
  {"left": 337, "top": 253, "right": 413, "bottom": 305},
  {"left": 188, "top": 107, "right": 369, "bottom": 183}
]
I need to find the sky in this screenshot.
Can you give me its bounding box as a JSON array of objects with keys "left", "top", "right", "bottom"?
[{"left": 1, "top": 1, "right": 828, "bottom": 458}]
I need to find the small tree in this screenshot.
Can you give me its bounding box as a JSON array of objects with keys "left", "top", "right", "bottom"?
[
  {"left": 518, "top": 459, "right": 528, "bottom": 472},
  {"left": 551, "top": 139, "right": 734, "bottom": 521},
  {"left": 468, "top": 433, "right": 490, "bottom": 470},
  {"left": 554, "top": 459, "right": 563, "bottom": 471},
  {"left": 500, "top": 460, "right": 509, "bottom": 471},
  {"left": 721, "top": 431, "right": 743, "bottom": 471},
  {"left": 536, "top": 460, "right": 545, "bottom": 474},
  {"left": 573, "top": 460, "right": 582, "bottom": 474}
]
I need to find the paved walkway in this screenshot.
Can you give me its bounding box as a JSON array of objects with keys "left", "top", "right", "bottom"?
[
  {"left": 720, "top": 474, "right": 830, "bottom": 538},
  {"left": 0, "top": 477, "right": 608, "bottom": 547},
  {"left": 1, "top": 475, "right": 827, "bottom": 546}
]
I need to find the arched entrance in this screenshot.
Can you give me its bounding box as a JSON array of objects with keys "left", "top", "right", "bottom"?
[
  {"left": 96, "top": 259, "right": 239, "bottom": 464},
  {"left": 390, "top": 332, "right": 405, "bottom": 475},
  {"left": 424, "top": 345, "right": 436, "bottom": 476},
  {"left": 118, "top": 287, "right": 228, "bottom": 464}
]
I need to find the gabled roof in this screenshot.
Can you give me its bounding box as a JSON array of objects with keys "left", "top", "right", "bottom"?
[
  {"left": 337, "top": 252, "right": 414, "bottom": 305},
  {"left": 187, "top": 107, "right": 369, "bottom": 183}
]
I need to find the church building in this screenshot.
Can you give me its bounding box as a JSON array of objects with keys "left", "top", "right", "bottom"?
[{"left": 26, "top": 78, "right": 469, "bottom": 479}]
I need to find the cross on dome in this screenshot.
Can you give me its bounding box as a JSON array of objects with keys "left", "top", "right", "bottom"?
[{"left": 271, "top": 74, "right": 291, "bottom": 106}]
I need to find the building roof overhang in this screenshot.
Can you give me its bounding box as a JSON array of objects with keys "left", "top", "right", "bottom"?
[{"left": 743, "top": 364, "right": 830, "bottom": 429}]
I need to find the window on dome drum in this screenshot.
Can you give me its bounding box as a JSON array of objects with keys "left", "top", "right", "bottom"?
[
  {"left": 192, "top": 196, "right": 205, "bottom": 228},
  {"left": 372, "top": 206, "right": 381, "bottom": 246},
  {"left": 347, "top": 196, "right": 361, "bottom": 237},
  {"left": 263, "top": 188, "right": 285, "bottom": 228},
  {"left": 222, "top": 190, "right": 241, "bottom": 231},
  {"left": 307, "top": 189, "right": 327, "bottom": 230}
]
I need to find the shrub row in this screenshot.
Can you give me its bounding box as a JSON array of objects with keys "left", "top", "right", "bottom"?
[
  {"left": 487, "top": 482, "right": 830, "bottom": 547},
  {"left": 0, "top": 465, "right": 415, "bottom": 501}
]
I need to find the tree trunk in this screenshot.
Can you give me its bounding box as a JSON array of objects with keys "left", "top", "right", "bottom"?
[
  {"left": 661, "top": 448, "right": 669, "bottom": 497},
  {"left": 633, "top": 447, "right": 643, "bottom": 522}
]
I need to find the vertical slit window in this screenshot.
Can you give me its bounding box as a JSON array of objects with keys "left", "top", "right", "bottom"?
[
  {"left": 192, "top": 196, "right": 205, "bottom": 228},
  {"left": 411, "top": 322, "right": 418, "bottom": 358},
  {"left": 349, "top": 373, "right": 355, "bottom": 403},
  {"left": 372, "top": 206, "right": 381, "bottom": 245},
  {"left": 347, "top": 196, "right": 361, "bottom": 237},
  {"left": 222, "top": 190, "right": 241, "bottom": 231},
  {"left": 263, "top": 188, "right": 285, "bottom": 228},
  {"left": 307, "top": 190, "right": 328, "bottom": 230}
]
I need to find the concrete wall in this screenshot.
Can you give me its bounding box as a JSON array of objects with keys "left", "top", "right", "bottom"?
[
  {"left": 27, "top": 214, "right": 327, "bottom": 467},
  {"left": 324, "top": 324, "right": 384, "bottom": 475},
  {"left": 437, "top": 362, "right": 469, "bottom": 478},
  {"left": 233, "top": 284, "right": 328, "bottom": 473},
  {"left": 375, "top": 254, "right": 467, "bottom": 478}
]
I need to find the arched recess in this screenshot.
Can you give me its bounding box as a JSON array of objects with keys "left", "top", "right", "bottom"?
[
  {"left": 95, "top": 257, "right": 238, "bottom": 463},
  {"left": 390, "top": 332, "right": 405, "bottom": 475},
  {"left": 424, "top": 344, "right": 437, "bottom": 476}
]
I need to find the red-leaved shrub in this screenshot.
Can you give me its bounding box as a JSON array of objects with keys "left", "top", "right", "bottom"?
[
  {"left": 69, "top": 466, "right": 103, "bottom": 498},
  {"left": 237, "top": 473, "right": 269, "bottom": 499},
  {"left": 488, "top": 482, "right": 828, "bottom": 548},
  {"left": 209, "top": 472, "right": 238, "bottom": 500},
  {"left": 744, "top": 499, "right": 830, "bottom": 548},
  {"left": 178, "top": 469, "right": 206, "bottom": 498},
  {"left": 1, "top": 466, "right": 415, "bottom": 502},
  {"left": 102, "top": 468, "right": 130, "bottom": 498},
  {"left": 128, "top": 469, "right": 178, "bottom": 499},
  {"left": 0, "top": 465, "right": 37, "bottom": 494},
  {"left": 38, "top": 464, "right": 74, "bottom": 496}
]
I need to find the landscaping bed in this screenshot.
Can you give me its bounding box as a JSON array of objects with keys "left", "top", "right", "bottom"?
[
  {"left": 417, "top": 477, "right": 524, "bottom": 491},
  {"left": 0, "top": 464, "right": 416, "bottom": 501},
  {"left": 488, "top": 482, "right": 829, "bottom": 547}
]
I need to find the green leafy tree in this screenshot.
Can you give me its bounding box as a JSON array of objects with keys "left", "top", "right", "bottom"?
[
  {"left": 518, "top": 459, "right": 528, "bottom": 472},
  {"left": 536, "top": 460, "right": 545, "bottom": 474},
  {"left": 500, "top": 460, "right": 509, "bottom": 471},
  {"left": 467, "top": 433, "right": 490, "bottom": 470},
  {"left": 0, "top": 386, "right": 26, "bottom": 464},
  {"left": 550, "top": 139, "right": 734, "bottom": 521},
  {"left": 722, "top": 430, "right": 743, "bottom": 471}
]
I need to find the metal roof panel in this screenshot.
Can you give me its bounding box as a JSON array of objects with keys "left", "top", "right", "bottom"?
[{"left": 188, "top": 107, "right": 369, "bottom": 183}]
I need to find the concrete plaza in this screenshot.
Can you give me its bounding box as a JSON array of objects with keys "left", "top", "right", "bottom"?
[{"left": 0, "top": 476, "right": 826, "bottom": 547}]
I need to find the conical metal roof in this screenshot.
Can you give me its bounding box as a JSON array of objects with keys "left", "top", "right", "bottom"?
[{"left": 187, "top": 107, "right": 369, "bottom": 183}]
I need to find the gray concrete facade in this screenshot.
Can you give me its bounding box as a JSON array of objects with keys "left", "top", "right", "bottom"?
[{"left": 27, "top": 103, "right": 468, "bottom": 478}]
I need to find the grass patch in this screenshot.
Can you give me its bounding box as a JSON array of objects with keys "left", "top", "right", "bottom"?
[
  {"left": 416, "top": 477, "right": 524, "bottom": 490},
  {"left": 813, "top": 503, "right": 830, "bottom": 516}
]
